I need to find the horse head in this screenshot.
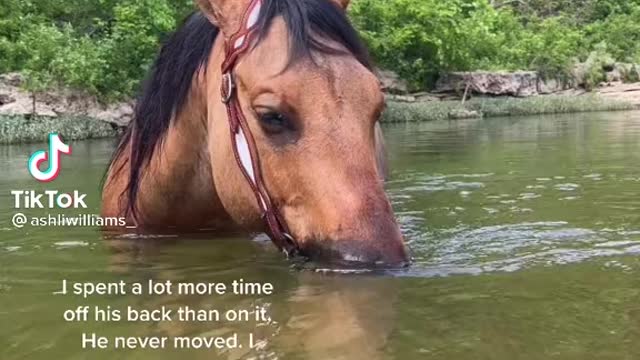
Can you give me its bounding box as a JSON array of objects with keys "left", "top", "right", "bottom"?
[{"left": 199, "top": 0, "right": 409, "bottom": 266}]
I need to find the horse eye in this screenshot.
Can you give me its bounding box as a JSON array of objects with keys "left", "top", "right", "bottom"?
[{"left": 258, "top": 112, "right": 288, "bottom": 132}]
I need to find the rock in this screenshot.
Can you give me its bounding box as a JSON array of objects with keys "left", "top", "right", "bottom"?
[
  {"left": 631, "top": 65, "right": 640, "bottom": 82},
  {"left": 385, "top": 90, "right": 461, "bottom": 103},
  {"left": 385, "top": 94, "right": 416, "bottom": 103},
  {"left": 556, "top": 87, "right": 588, "bottom": 97},
  {"left": 605, "top": 68, "right": 622, "bottom": 83},
  {"left": 571, "top": 63, "right": 589, "bottom": 88},
  {"left": 0, "top": 73, "right": 24, "bottom": 87},
  {"left": 602, "top": 63, "right": 640, "bottom": 84},
  {"left": 91, "top": 102, "right": 134, "bottom": 127},
  {"left": 0, "top": 93, "right": 15, "bottom": 105},
  {"left": 377, "top": 69, "right": 409, "bottom": 94},
  {"left": 413, "top": 92, "right": 442, "bottom": 102},
  {"left": 571, "top": 62, "right": 640, "bottom": 88},
  {"left": 621, "top": 63, "right": 640, "bottom": 83},
  {"left": 435, "top": 71, "right": 539, "bottom": 97},
  {"left": 537, "top": 78, "right": 564, "bottom": 94},
  {"left": 596, "top": 82, "right": 640, "bottom": 108},
  {"left": 0, "top": 72, "right": 132, "bottom": 126},
  {"left": 449, "top": 109, "right": 481, "bottom": 119}
]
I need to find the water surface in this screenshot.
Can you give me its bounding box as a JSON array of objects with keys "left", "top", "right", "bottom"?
[{"left": 1, "top": 111, "right": 640, "bottom": 359}]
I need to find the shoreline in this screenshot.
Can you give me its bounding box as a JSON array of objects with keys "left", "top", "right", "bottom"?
[
  {"left": 1, "top": 94, "right": 638, "bottom": 145},
  {"left": 382, "top": 93, "right": 638, "bottom": 123},
  {"left": 0, "top": 115, "right": 119, "bottom": 145}
]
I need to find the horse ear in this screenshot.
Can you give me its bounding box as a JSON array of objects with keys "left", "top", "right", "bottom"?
[
  {"left": 331, "top": 0, "right": 351, "bottom": 10},
  {"left": 196, "top": 0, "right": 256, "bottom": 38},
  {"left": 196, "top": 0, "right": 219, "bottom": 26}
]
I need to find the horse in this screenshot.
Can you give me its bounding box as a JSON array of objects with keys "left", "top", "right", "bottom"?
[{"left": 101, "top": 0, "right": 409, "bottom": 266}]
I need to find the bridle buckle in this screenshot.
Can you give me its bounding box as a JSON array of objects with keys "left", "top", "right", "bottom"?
[{"left": 221, "top": 72, "right": 235, "bottom": 104}]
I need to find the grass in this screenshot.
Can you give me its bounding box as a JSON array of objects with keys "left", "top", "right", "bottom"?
[
  {"left": 0, "top": 115, "right": 117, "bottom": 144},
  {"left": 382, "top": 94, "right": 636, "bottom": 122}
]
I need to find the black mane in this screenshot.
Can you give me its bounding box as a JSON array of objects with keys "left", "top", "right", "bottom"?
[{"left": 110, "top": 0, "right": 371, "bottom": 219}]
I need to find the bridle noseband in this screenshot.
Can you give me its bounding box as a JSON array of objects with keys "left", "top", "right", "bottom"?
[{"left": 220, "top": 0, "right": 299, "bottom": 257}]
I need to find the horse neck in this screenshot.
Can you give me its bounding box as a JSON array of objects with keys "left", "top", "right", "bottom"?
[
  {"left": 104, "top": 68, "right": 222, "bottom": 227},
  {"left": 140, "top": 70, "right": 222, "bottom": 225},
  {"left": 136, "top": 34, "right": 243, "bottom": 228}
]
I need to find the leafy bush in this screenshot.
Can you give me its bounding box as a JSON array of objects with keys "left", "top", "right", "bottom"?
[
  {"left": 1, "top": 0, "right": 640, "bottom": 98},
  {"left": 351, "top": 0, "right": 640, "bottom": 89},
  {"left": 579, "top": 43, "right": 615, "bottom": 90},
  {"left": 0, "top": 0, "right": 193, "bottom": 100},
  {"left": 627, "top": 65, "right": 640, "bottom": 83},
  {"left": 350, "top": 0, "right": 511, "bottom": 88},
  {"left": 583, "top": 6, "right": 640, "bottom": 63}
]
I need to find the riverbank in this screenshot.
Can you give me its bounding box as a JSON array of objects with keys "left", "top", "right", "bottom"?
[
  {"left": 1, "top": 94, "right": 637, "bottom": 144},
  {"left": 379, "top": 69, "right": 640, "bottom": 122},
  {"left": 1, "top": 69, "right": 640, "bottom": 143},
  {"left": 0, "top": 115, "right": 117, "bottom": 144},
  {"left": 382, "top": 93, "right": 637, "bottom": 123}
]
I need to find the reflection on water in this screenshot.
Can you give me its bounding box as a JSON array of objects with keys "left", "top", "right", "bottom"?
[{"left": 1, "top": 111, "right": 640, "bottom": 359}]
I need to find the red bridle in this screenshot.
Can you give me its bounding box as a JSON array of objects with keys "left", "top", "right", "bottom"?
[{"left": 220, "top": 0, "right": 299, "bottom": 257}]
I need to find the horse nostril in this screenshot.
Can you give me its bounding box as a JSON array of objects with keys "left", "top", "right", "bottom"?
[{"left": 299, "top": 239, "right": 409, "bottom": 268}]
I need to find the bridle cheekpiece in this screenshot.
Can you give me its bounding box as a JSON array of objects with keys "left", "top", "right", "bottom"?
[{"left": 220, "top": 0, "right": 299, "bottom": 257}]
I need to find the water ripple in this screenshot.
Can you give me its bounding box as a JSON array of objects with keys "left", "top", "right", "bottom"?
[{"left": 402, "top": 220, "right": 640, "bottom": 278}]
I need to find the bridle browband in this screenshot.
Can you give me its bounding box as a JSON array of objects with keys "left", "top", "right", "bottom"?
[{"left": 220, "top": 0, "right": 299, "bottom": 257}]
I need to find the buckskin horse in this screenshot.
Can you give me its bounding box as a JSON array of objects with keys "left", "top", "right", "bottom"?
[{"left": 102, "top": 0, "right": 409, "bottom": 266}]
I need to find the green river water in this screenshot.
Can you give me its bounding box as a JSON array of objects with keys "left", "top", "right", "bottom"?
[{"left": 1, "top": 111, "right": 639, "bottom": 359}]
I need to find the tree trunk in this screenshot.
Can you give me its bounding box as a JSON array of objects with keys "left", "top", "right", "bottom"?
[{"left": 32, "top": 92, "right": 37, "bottom": 117}]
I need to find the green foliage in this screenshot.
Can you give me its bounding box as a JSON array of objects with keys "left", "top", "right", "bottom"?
[
  {"left": 1, "top": 0, "right": 640, "bottom": 98},
  {"left": 351, "top": 0, "right": 509, "bottom": 88},
  {"left": 0, "top": 0, "right": 193, "bottom": 100},
  {"left": 15, "top": 23, "right": 68, "bottom": 92},
  {"left": 504, "top": 0, "right": 640, "bottom": 24},
  {"left": 96, "top": 0, "right": 180, "bottom": 99},
  {"left": 583, "top": 6, "right": 640, "bottom": 63},
  {"left": 351, "top": 0, "right": 640, "bottom": 89},
  {"left": 581, "top": 43, "right": 615, "bottom": 90},
  {"left": 628, "top": 65, "right": 640, "bottom": 83}
]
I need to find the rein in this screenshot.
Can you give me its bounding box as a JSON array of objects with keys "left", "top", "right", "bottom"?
[{"left": 219, "top": 0, "right": 299, "bottom": 257}]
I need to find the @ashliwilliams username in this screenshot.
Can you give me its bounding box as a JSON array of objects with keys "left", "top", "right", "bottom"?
[{"left": 27, "top": 214, "right": 126, "bottom": 227}]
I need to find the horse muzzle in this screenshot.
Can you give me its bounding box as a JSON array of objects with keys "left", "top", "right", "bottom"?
[{"left": 295, "top": 226, "right": 410, "bottom": 268}]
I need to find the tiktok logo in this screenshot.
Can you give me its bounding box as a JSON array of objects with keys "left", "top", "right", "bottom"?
[{"left": 28, "top": 133, "right": 72, "bottom": 182}]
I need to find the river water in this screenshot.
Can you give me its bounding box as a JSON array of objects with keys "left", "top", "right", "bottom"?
[{"left": 1, "top": 111, "right": 639, "bottom": 359}]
